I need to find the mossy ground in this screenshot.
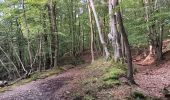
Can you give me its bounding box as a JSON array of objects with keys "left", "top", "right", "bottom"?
[{"left": 69, "top": 59, "right": 126, "bottom": 100}]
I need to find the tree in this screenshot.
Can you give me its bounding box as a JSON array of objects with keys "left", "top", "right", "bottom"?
[
  {"left": 108, "top": 0, "right": 122, "bottom": 61},
  {"left": 87, "top": 0, "right": 94, "bottom": 62},
  {"left": 117, "top": 10, "right": 135, "bottom": 84},
  {"left": 89, "top": 0, "right": 110, "bottom": 60},
  {"left": 143, "top": 0, "right": 166, "bottom": 64},
  {"left": 108, "top": 0, "right": 135, "bottom": 84},
  {"left": 47, "top": 0, "right": 58, "bottom": 67}
]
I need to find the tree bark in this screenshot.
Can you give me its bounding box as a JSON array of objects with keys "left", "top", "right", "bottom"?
[
  {"left": 89, "top": 0, "right": 110, "bottom": 59},
  {"left": 117, "top": 8, "right": 135, "bottom": 84},
  {"left": 47, "top": 0, "right": 58, "bottom": 67},
  {"left": 21, "top": 0, "right": 33, "bottom": 72},
  {"left": 143, "top": 0, "right": 163, "bottom": 63},
  {"left": 87, "top": 0, "right": 94, "bottom": 63},
  {"left": 109, "top": 0, "right": 122, "bottom": 61},
  {"left": 0, "top": 47, "right": 21, "bottom": 78}
]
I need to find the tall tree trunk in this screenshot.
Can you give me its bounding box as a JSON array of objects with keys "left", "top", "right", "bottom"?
[
  {"left": 116, "top": 6, "right": 135, "bottom": 84},
  {"left": 0, "top": 59, "right": 12, "bottom": 80},
  {"left": 87, "top": 0, "right": 94, "bottom": 63},
  {"left": 156, "top": 24, "right": 163, "bottom": 62},
  {"left": 89, "top": 0, "right": 110, "bottom": 59},
  {"left": 21, "top": 0, "right": 33, "bottom": 72},
  {"left": 109, "top": 0, "right": 122, "bottom": 61},
  {"left": 47, "top": 0, "right": 58, "bottom": 67},
  {"left": 0, "top": 47, "right": 21, "bottom": 78},
  {"left": 42, "top": 8, "right": 50, "bottom": 69},
  {"left": 143, "top": 0, "right": 163, "bottom": 63},
  {"left": 16, "top": 18, "right": 25, "bottom": 67}
]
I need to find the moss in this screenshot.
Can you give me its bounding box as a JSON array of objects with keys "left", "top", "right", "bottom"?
[
  {"left": 82, "top": 78, "right": 98, "bottom": 86},
  {"left": 102, "top": 66, "right": 125, "bottom": 82},
  {"left": 131, "top": 90, "right": 146, "bottom": 100},
  {"left": 78, "top": 59, "right": 126, "bottom": 99},
  {"left": 83, "top": 95, "right": 96, "bottom": 100}
]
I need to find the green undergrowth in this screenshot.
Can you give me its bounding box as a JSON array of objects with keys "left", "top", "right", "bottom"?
[
  {"left": 102, "top": 62, "right": 126, "bottom": 82},
  {"left": 72, "top": 59, "right": 126, "bottom": 100},
  {"left": 127, "top": 90, "right": 159, "bottom": 100}
]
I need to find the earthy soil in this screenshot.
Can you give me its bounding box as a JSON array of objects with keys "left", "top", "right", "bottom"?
[
  {"left": 0, "top": 49, "right": 170, "bottom": 100},
  {"left": 0, "top": 66, "right": 87, "bottom": 100},
  {"left": 134, "top": 61, "right": 170, "bottom": 98},
  {"left": 0, "top": 51, "right": 96, "bottom": 100}
]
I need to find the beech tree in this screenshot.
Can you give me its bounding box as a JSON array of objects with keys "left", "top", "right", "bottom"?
[
  {"left": 89, "top": 0, "right": 110, "bottom": 60},
  {"left": 108, "top": 0, "right": 135, "bottom": 83},
  {"left": 108, "top": 0, "right": 122, "bottom": 62},
  {"left": 47, "top": 0, "right": 58, "bottom": 67},
  {"left": 87, "top": 0, "right": 94, "bottom": 62}
]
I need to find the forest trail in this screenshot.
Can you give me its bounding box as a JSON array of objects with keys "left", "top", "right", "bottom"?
[
  {"left": 0, "top": 51, "right": 170, "bottom": 99},
  {"left": 0, "top": 51, "right": 96, "bottom": 100},
  {"left": 0, "top": 64, "right": 88, "bottom": 100}
]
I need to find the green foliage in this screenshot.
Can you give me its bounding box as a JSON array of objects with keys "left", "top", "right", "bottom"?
[
  {"left": 66, "top": 59, "right": 125, "bottom": 100},
  {"left": 84, "top": 95, "right": 95, "bottom": 100},
  {"left": 131, "top": 91, "right": 146, "bottom": 100},
  {"left": 26, "top": 0, "right": 47, "bottom": 5},
  {"left": 128, "top": 90, "right": 159, "bottom": 100},
  {"left": 128, "top": 33, "right": 148, "bottom": 47},
  {"left": 100, "top": 62, "right": 125, "bottom": 89},
  {"left": 102, "top": 67, "right": 125, "bottom": 81}
]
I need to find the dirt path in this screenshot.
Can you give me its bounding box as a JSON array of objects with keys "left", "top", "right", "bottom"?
[
  {"left": 0, "top": 65, "right": 87, "bottom": 100},
  {"left": 0, "top": 55, "right": 170, "bottom": 99},
  {"left": 0, "top": 51, "right": 98, "bottom": 100}
]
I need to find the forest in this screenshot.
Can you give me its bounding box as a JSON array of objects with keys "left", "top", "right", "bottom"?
[{"left": 0, "top": 0, "right": 170, "bottom": 100}]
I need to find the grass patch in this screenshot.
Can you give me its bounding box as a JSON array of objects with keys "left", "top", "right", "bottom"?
[
  {"left": 128, "top": 90, "right": 157, "bottom": 100},
  {"left": 84, "top": 94, "right": 96, "bottom": 100},
  {"left": 131, "top": 90, "right": 146, "bottom": 100},
  {"left": 76, "top": 59, "right": 126, "bottom": 99},
  {"left": 101, "top": 62, "right": 126, "bottom": 88},
  {"left": 83, "top": 77, "right": 98, "bottom": 85},
  {"left": 102, "top": 67, "right": 125, "bottom": 81}
]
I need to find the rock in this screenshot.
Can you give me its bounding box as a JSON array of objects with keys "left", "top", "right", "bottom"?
[
  {"left": 0, "top": 81, "right": 8, "bottom": 87},
  {"left": 131, "top": 90, "right": 146, "bottom": 99},
  {"left": 65, "top": 91, "right": 70, "bottom": 94},
  {"left": 162, "top": 85, "right": 170, "bottom": 98},
  {"left": 119, "top": 77, "right": 128, "bottom": 84}
]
